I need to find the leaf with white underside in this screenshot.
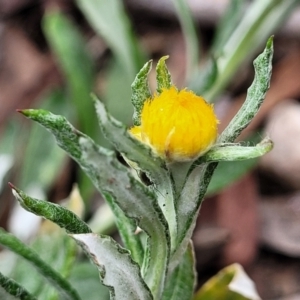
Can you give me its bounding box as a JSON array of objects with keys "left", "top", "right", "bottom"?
[
  {"left": 19, "top": 109, "right": 169, "bottom": 300},
  {"left": 172, "top": 38, "right": 273, "bottom": 269},
  {"left": 156, "top": 56, "right": 172, "bottom": 94},
  {"left": 72, "top": 233, "right": 152, "bottom": 300},
  {"left": 131, "top": 60, "right": 152, "bottom": 126},
  {"left": 198, "top": 137, "right": 273, "bottom": 163},
  {"left": 194, "top": 263, "right": 261, "bottom": 300},
  {"left": 93, "top": 96, "right": 177, "bottom": 252},
  {"left": 219, "top": 36, "right": 273, "bottom": 143}
]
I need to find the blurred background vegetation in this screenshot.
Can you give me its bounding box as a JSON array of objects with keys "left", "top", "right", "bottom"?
[{"left": 1, "top": 0, "right": 300, "bottom": 299}]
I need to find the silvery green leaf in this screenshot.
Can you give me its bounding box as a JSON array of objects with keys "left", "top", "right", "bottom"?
[
  {"left": 19, "top": 109, "right": 169, "bottom": 300},
  {"left": 131, "top": 60, "right": 152, "bottom": 126},
  {"left": 219, "top": 37, "right": 273, "bottom": 143},
  {"left": 10, "top": 184, "right": 91, "bottom": 235},
  {"left": 162, "top": 242, "right": 196, "bottom": 300},
  {"left": 199, "top": 138, "right": 273, "bottom": 163},
  {"left": 171, "top": 163, "right": 217, "bottom": 270},
  {"left": 72, "top": 233, "right": 152, "bottom": 300},
  {"left": 156, "top": 56, "right": 172, "bottom": 94},
  {"left": 173, "top": 38, "right": 273, "bottom": 267},
  {"left": 94, "top": 97, "right": 177, "bottom": 252}
]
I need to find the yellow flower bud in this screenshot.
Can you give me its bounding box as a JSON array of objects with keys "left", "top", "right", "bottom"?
[{"left": 129, "top": 86, "right": 219, "bottom": 162}]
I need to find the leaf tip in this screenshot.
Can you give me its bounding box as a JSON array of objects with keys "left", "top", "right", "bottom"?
[
  {"left": 16, "top": 109, "right": 28, "bottom": 116},
  {"left": 266, "top": 35, "right": 274, "bottom": 49},
  {"left": 8, "top": 182, "right": 16, "bottom": 190}
]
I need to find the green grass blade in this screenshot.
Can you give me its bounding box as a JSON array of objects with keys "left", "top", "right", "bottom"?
[
  {"left": 75, "top": 0, "right": 145, "bottom": 79},
  {"left": 204, "top": 0, "right": 296, "bottom": 101},
  {"left": 43, "top": 11, "right": 96, "bottom": 139},
  {"left": 211, "top": 0, "right": 245, "bottom": 55},
  {"left": 0, "top": 272, "right": 37, "bottom": 300},
  {"left": 171, "top": 0, "right": 199, "bottom": 81},
  {"left": 0, "top": 228, "right": 81, "bottom": 300}
]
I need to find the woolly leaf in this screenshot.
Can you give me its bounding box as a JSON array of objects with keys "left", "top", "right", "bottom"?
[
  {"left": 94, "top": 97, "right": 177, "bottom": 252},
  {"left": 72, "top": 233, "right": 152, "bottom": 300},
  {"left": 156, "top": 56, "right": 172, "bottom": 94},
  {"left": 162, "top": 242, "right": 196, "bottom": 300},
  {"left": 199, "top": 138, "right": 273, "bottom": 163},
  {"left": 131, "top": 60, "right": 152, "bottom": 126},
  {"left": 10, "top": 184, "right": 91, "bottom": 234},
  {"left": 172, "top": 38, "right": 273, "bottom": 268},
  {"left": 219, "top": 37, "right": 273, "bottom": 143},
  {"left": 19, "top": 109, "right": 170, "bottom": 300}
]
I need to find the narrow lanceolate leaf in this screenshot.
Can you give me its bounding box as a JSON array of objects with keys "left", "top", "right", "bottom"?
[
  {"left": 0, "top": 228, "right": 81, "bottom": 300},
  {"left": 156, "top": 56, "right": 172, "bottom": 94},
  {"left": 72, "top": 233, "right": 152, "bottom": 300},
  {"left": 75, "top": 0, "right": 144, "bottom": 79},
  {"left": 102, "top": 193, "right": 144, "bottom": 267},
  {"left": 171, "top": 0, "right": 199, "bottom": 81},
  {"left": 19, "top": 109, "right": 169, "bottom": 300},
  {"left": 199, "top": 138, "right": 273, "bottom": 163},
  {"left": 43, "top": 11, "right": 96, "bottom": 139},
  {"left": 211, "top": 0, "right": 245, "bottom": 55},
  {"left": 93, "top": 95, "right": 165, "bottom": 182},
  {"left": 9, "top": 184, "right": 91, "bottom": 234},
  {"left": 171, "top": 163, "right": 217, "bottom": 270},
  {"left": 94, "top": 97, "right": 177, "bottom": 253},
  {"left": 0, "top": 272, "right": 37, "bottom": 300},
  {"left": 173, "top": 39, "right": 273, "bottom": 269},
  {"left": 131, "top": 60, "right": 152, "bottom": 126},
  {"left": 162, "top": 242, "right": 196, "bottom": 300},
  {"left": 219, "top": 37, "right": 273, "bottom": 143}
]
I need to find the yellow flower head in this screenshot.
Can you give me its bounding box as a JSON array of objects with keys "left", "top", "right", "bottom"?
[{"left": 130, "top": 86, "right": 219, "bottom": 162}]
